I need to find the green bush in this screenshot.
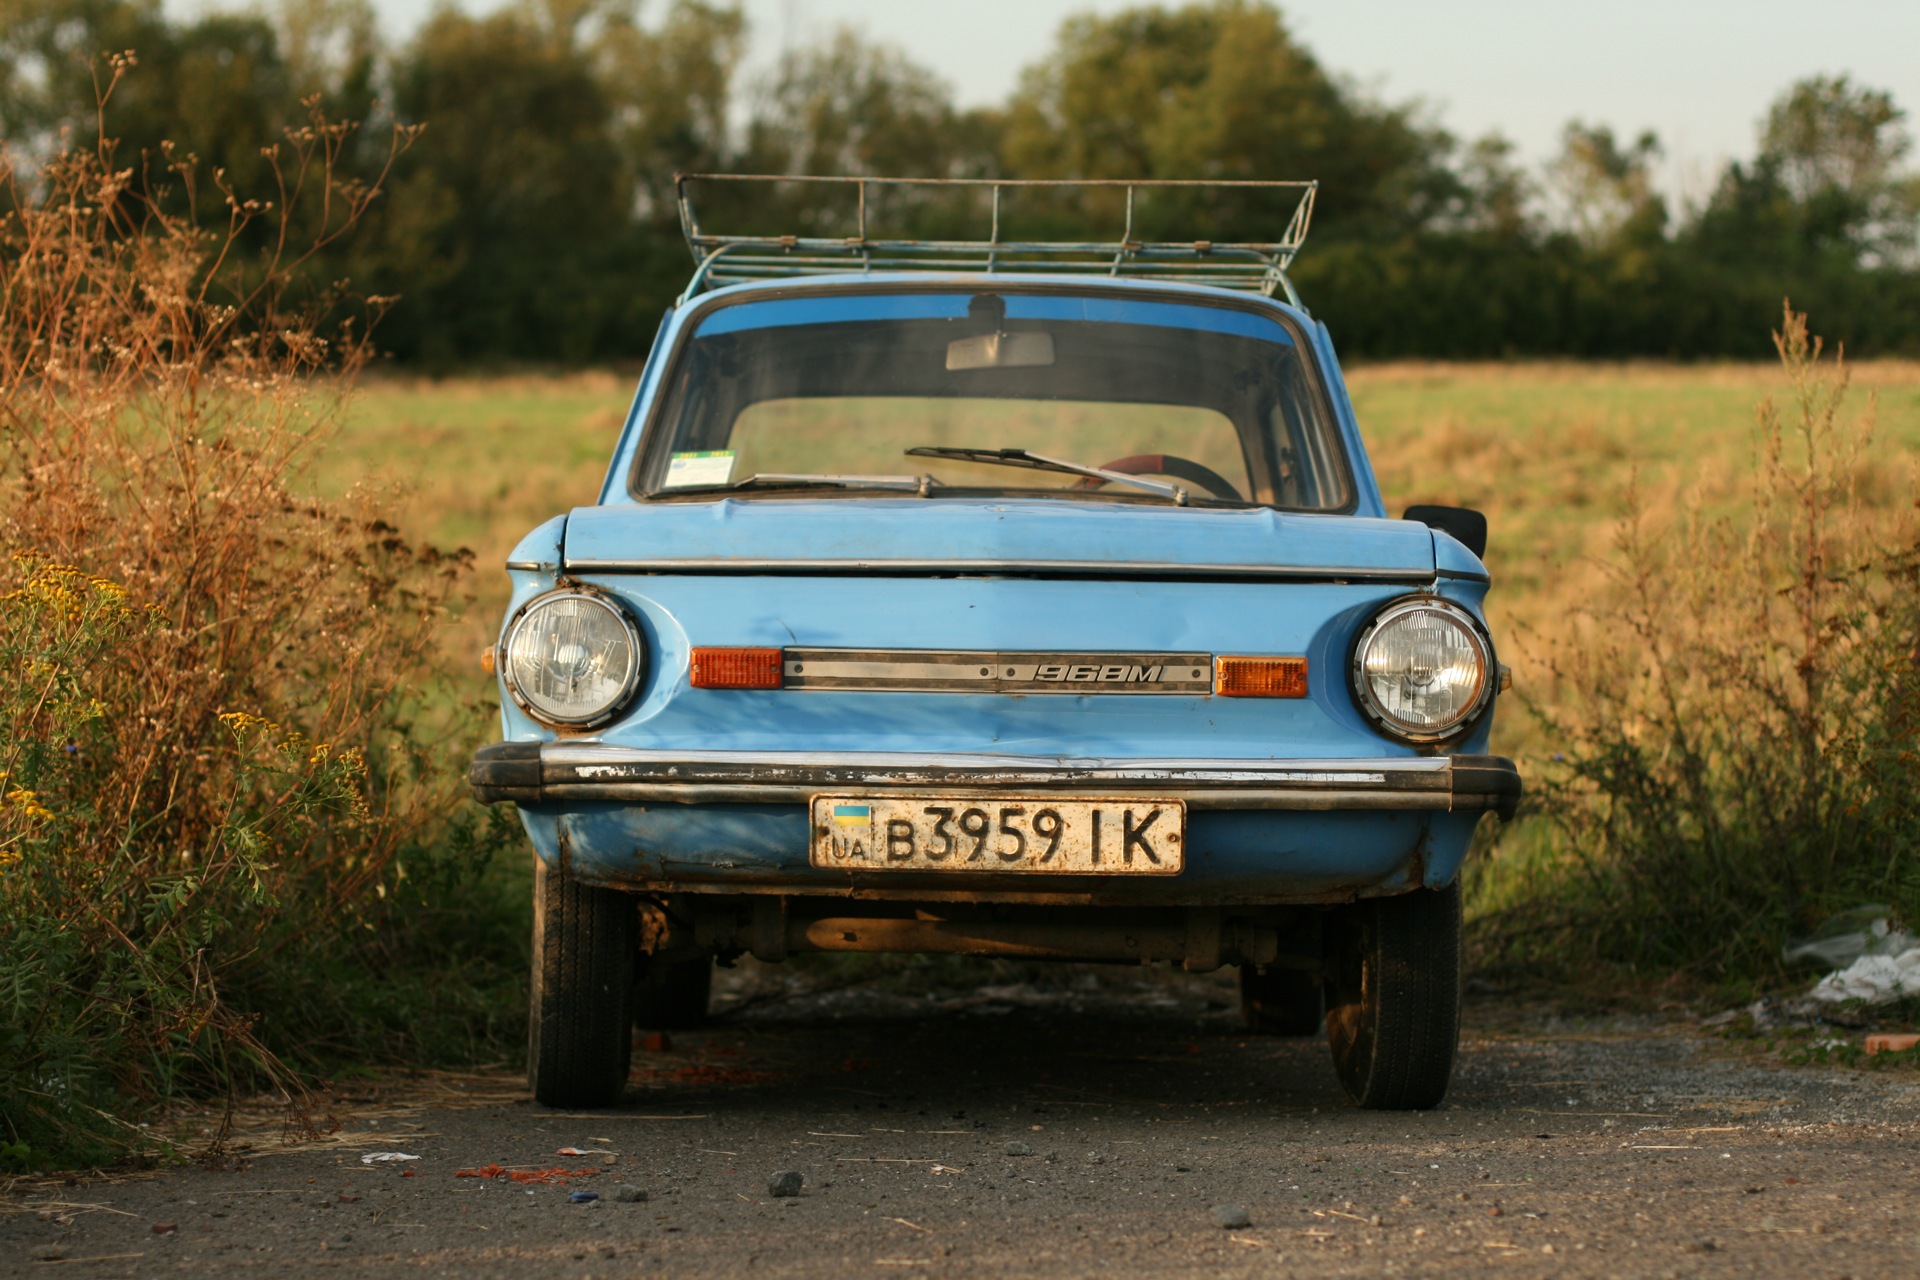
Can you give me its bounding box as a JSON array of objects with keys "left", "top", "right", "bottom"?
[
  {"left": 0, "top": 71, "right": 521, "bottom": 1171},
  {"left": 1473, "top": 307, "right": 1920, "bottom": 990}
]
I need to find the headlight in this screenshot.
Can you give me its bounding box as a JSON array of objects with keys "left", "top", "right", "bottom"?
[
  {"left": 502, "top": 592, "right": 644, "bottom": 726},
  {"left": 1350, "top": 598, "right": 1493, "bottom": 742}
]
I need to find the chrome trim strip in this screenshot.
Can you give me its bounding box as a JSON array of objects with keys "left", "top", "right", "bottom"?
[
  {"left": 563, "top": 557, "right": 1434, "bottom": 582},
  {"left": 783, "top": 647, "right": 1213, "bottom": 694}
]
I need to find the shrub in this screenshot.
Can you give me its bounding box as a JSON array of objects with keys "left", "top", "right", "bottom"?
[
  {"left": 0, "top": 62, "right": 519, "bottom": 1169},
  {"left": 1475, "top": 306, "right": 1920, "bottom": 989}
]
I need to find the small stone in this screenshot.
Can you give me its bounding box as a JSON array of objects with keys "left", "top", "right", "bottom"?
[
  {"left": 1003, "top": 1141, "right": 1033, "bottom": 1157},
  {"left": 1212, "top": 1205, "right": 1252, "bottom": 1230},
  {"left": 613, "top": 1187, "right": 649, "bottom": 1203},
  {"left": 768, "top": 1170, "right": 804, "bottom": 1198}
]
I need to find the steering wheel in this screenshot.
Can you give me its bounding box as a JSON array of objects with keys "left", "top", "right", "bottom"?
[{"left": 1073, "top": 454, "right": 1244, "bottom": 501}]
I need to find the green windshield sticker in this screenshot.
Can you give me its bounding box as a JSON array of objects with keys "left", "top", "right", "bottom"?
[{"left": 664, "top": 450, "right": 735, "bottom": 489}]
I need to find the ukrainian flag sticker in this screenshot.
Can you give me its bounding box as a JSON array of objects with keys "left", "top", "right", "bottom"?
[{"left": 833, "top": 804, "right": 871, "bottom": 827}]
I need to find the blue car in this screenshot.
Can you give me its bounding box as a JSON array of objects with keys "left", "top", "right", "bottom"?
[{"left": 472, "top": 176, "right": 1519, "bottom": 1111}]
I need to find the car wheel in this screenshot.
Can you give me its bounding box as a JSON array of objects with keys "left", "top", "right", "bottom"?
[
  {"left": 1240, "top": 963, "right": 1323, "bottom": 1035},
  {"left": 634, "top": 956, "right": 714, "bottom": 1030},
  {"left": 528, "top": 856, "right": 636, "bottom": 1108},
  {"left": 1323, "top": 883, "right": 1461, "bottom": 1110}
]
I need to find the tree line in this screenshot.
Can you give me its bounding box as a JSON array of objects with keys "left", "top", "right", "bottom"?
[{"left": 4, "top": 0, "right": 1916, "bottom": 365}]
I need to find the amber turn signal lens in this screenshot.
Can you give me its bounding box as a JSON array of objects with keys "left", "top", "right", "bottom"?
[
  {"left": 689, "top": 646, "right": 784, "bottom": 689},
  {"left": 1214, "top": 655, "right": 1309, "bottom": 698}
]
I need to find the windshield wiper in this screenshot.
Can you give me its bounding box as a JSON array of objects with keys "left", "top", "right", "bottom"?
[
  {"left": 652, "top": 473, "right": 939, "bottom": 498},
  {"left": 904, "top": 446, "right": 1189, "bottom": 505}
]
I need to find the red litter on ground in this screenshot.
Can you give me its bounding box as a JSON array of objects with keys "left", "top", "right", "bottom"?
[{"left": 456, "top": 1164, "right": 599, "bottom": 1184}]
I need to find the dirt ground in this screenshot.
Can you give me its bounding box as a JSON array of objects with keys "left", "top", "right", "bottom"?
[{"left": 5, "top": 966, "right": 1919, "bottom": 1279}]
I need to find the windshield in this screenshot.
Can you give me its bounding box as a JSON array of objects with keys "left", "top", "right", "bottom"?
[{"left": 635, "top": 288, "right": 1352, "bottom": 510}]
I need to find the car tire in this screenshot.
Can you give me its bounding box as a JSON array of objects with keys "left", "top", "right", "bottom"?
[
  {"left": 528, "top": 856, "right": 636, "bottom": 1108},
  {"left": 634, "top": 956, "right": 714, "bottom": 1030},
  {"left": 1240, "top": 963, "right": 1323, "bottom": 1035},
  {"left": 1323, "top": 882, "right": 1461, "bottom": 1110}
]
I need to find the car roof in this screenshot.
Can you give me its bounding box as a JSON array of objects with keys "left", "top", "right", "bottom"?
[{"left": 676, "top": 270, "right": 1317, "bottom": 327}]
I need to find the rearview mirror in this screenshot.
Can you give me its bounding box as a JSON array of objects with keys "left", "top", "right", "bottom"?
[{"left": 946, "top": 330, "right": 1055, "bottom": 371}]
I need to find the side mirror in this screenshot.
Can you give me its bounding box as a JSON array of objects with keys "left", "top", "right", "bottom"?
[{"left": 1404, "top": 505, "right": 1487, "bottom": 559}]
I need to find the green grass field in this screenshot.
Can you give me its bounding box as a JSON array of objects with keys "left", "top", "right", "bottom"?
[{"left": 326, "top": 358, "right": 1920, "bottom": 764}]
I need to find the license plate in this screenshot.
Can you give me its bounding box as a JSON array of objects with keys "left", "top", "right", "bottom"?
[{"left": 809, "top": 795, "right": 1185, "bottom": 874}]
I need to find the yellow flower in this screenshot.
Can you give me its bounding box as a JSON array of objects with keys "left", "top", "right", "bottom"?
[
  {"left": 217, "top": 710, "right": 282, "bottom": 734},
  {"left": 4, "top": 788, "right": 55, "bottom": 822}
]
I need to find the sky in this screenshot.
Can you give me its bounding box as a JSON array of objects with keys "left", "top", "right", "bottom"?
[
  {"left": 226, "top": 0, "right": 1920, "bottom": 208},
  {"left": 736, "top": 0, "right": 1920, "bottom": 209}
]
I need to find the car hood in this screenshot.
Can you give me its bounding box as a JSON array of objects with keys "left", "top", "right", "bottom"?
[{"left": 561, "top": 498, "right": 1436, "bottom": 580}]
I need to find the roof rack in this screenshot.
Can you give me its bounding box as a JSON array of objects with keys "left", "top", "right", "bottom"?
[{"left": 674, "top": 174, "right": 1317, "bottom": 307}]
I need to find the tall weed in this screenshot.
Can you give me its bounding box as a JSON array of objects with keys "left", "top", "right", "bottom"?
[
  {"left": 0, "top": 63, "right": 519, "bottom": 1169},
  {"left": 1476, "top": 307, "right": 1920, "bottom": 988}
]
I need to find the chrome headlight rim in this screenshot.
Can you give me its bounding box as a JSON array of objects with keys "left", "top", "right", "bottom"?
[
  {"left": 1348, "top": 595, "right": 1495, "bottom": 745},
  {"left": 500, "top": 588, "right": 646, "bottom": 728}
]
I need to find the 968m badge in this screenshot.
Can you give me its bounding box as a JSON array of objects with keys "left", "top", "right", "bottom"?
[{"left": 809, "top": 794, "right": 1185, "bottom": 874}]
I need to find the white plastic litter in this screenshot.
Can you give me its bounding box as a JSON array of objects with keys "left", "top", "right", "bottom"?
[
  {"left": 1782, "top": 905, "right": 1916, "bottom": 969},
  {"left": 1807, "top": 948, "right": 1920, "bottom": 1005},
  {"left": 360, "top": 1152, "right": 421, "bottom": 1164}
]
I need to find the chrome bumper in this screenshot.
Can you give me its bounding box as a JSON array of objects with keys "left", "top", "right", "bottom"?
[{"left": 470, "top": 743, "right": 1521, "bottom": 820}]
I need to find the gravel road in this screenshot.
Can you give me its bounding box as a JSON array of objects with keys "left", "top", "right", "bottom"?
[{"left": 6, "top": 965, "right": 1919, "bottom": 1279}]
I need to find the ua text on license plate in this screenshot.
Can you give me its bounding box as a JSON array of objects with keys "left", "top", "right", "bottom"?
[{"left": 809, "top": 795, "right": 1185, "bottom": 874}]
